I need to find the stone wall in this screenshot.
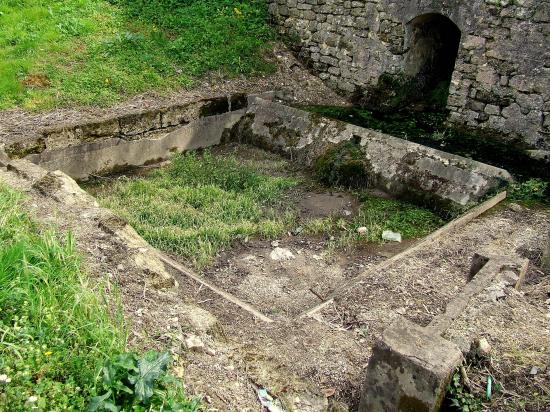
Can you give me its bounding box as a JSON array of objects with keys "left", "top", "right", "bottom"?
[{"left": 268, "top": 0, "right": 550, "bottom": 149}]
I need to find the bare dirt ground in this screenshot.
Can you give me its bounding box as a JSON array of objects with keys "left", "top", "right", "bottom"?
[{"left": 0, "top": 44, "right": 346, "bottom": 147}]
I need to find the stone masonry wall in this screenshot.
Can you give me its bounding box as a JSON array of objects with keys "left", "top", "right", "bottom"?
[{"left": 268, "top": 0, "right": 550, "bottom": 150}]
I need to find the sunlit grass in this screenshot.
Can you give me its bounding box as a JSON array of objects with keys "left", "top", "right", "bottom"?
[
  {"left": 0, "top": 0, "right": 274, "bottom": 110},
  {"left": 88, "top": 151, "right": 299, "bottom": 269}
]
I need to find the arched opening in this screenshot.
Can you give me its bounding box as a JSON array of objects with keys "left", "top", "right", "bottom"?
[{"left": 404, "top": 13, "right": 461, "bottom": 106}]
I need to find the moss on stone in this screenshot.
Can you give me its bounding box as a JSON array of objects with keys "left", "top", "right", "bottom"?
[{"left": 314, "top": 140, "right": 370, "bottom": 188}]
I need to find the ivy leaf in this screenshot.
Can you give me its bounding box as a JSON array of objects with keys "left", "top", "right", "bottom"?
[
  {"left": 114, "top": 352, "right": 138, "bottom": 372},
  {"left": 102, "top": 362, "right": 117, "bottom": 387},
  {"left": 130, "top": 351, "right": 171, "bottom": 403}
]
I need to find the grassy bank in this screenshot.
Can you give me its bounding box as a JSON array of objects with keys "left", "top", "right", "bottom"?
[
  {"left": 0, "top": 0, "right": 274, "bottom": 110},
  {"left": 0, "top": 183, "right": 198, "bottom": 411}
]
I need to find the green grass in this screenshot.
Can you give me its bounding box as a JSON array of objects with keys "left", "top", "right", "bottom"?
[
  {"left": 88, "top": 151, "right": 300, "bottom": 269},
  {"left": 0, "top": 0, "right": 274, "bottom": 110},
  {"left": 305, "top": 193, "right": 445, "bottom": 249},
  {"left": 88, "top": 151, "right": 444, "bottom": 268},
  {"left": 0, "top": 183, "right": 198, "bottom": 411}
]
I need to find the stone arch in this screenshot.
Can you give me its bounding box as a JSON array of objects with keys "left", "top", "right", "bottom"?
[{"left": 404, "top": 13, "right": 461, "bottom": 104}]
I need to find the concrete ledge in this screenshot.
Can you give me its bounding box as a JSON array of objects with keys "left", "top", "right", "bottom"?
[
  {"left": 359, "top": 252, "right": 529, "bottom": 411},
  {"left": 4, "top": 94, "right": 249, "bottom": 159},
  {"left": 24, "top": 110, "right": 245, "bottom": 180},
  {"left": 228, "top": 98, "right": 512, "bottom": 211},
  {"left": 428, "top": 253, "right": 529, "bottom": 336},
  {"left": 359, "top": 317, "right": 462, "bottom": 412}
]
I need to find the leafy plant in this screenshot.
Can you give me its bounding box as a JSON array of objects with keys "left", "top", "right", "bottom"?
[
  {"left": 445, "top": 370, "right": 483, "bottom": 412},
  {"left": 88, "top": 351, "right": 199, "bottom": 412},
  {"left": 508, "top": 178, "right": 549, "bottom": 204}
]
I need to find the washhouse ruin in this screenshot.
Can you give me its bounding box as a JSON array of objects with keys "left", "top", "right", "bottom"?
[
  {"left": 268, "top": 0, "right": 549, "bottom": 150},
  {"left": 2, "top": 92, "right": 537, "bottom": 411}
]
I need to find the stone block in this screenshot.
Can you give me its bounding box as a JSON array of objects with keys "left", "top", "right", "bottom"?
[
  {"left": 542, "top": 238, "right": 550, "bottom": 271},
  {"left": 359, "top": 317, "right": 462, "bottom": 412}
]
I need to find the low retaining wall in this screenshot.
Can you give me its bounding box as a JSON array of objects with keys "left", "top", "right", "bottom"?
[
  {"left": 25, "top": 111, "right": 244, "bottom": 180},
  {"left": 3, "top": 93, "right": 512, "bottom": 211},
  {"left": 227, "top": 97, "right": 512, "bottom": 211},
  {"left": 3, "top": 94, "right": 249, "bottom": 180}
]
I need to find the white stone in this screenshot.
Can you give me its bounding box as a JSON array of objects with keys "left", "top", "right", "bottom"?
[
  {"left": 184, "top": 335, "right": 205, "bottom": 352},
  {"left": 357, "top": 226, "right": 368, "bottom": 236},
  {"left": 477, "top": 338, "right": 491, "bottom": 357},
  {"left": 270, "top": 247, "right": 295, "bottom": 261},
  {"left": 382, "top": 230, "right": 402, "bottom": 243}
]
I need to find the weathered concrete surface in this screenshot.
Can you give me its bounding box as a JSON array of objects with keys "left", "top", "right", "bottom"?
[
  {"left": 25, "top": 111, "right": 245, "bottom": 180},
  {"left": 229, "top": 98, "right": 512, "bottom": 210},
  {"left": 269, "top": 0, "right": 550, "bottom": 149},
  {"left": 3, "top": 94, "right": 248, "bottom": 159},
  {"left": 359, "top": 317, "right": 462, "bottom": 412}
]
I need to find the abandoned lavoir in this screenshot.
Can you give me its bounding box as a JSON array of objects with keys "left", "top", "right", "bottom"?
[{"left": 0, "top": 1, "right": 549, "bottom": 412}]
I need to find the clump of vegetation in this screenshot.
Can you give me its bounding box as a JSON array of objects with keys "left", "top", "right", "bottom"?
[
  {"left": 305, "top": 193, "right": 445, "bottom": 246},
  {"left": 445, "top": 369, "right": 484, "bottom": 412},
  {"left": 0, "top": 184, "right": 197, "bottom": 411},
  {"left": 88, "top": 352, "right": 200, "bottom": 412},
  {"left": 314, "top": 140, "right": 370, "bottom": 188},
  {"left": 508, "top": 178, "right": 549, "bottom": 205},
  {"left": 88, "top": 151, "right": 299, "bottom": 269},
  {"left": 0, "top": 0, "right": 274, "bottom": 109}
]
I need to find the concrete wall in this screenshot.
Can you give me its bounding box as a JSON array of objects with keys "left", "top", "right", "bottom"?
[
  {"left": 226, "top": 97, "right": 512, "bottom": 211},
  {"left": 25, "top": 111, "right": 244, "bottom": 180},
  {"left": 268, "top": 0, "right": 550, "bottom": 149},
  {"left": 6, "top": 94, "right": 249, "bottom": 180}
]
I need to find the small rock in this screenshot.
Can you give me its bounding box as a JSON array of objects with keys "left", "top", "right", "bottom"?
[
  {"left": 477, "top": 338, "right": 492, "bottom": 357},
  {"left": 382, "top": 230, "right": 402, "bottom": 243},
  {"left": 357, "top": 226, "right": 368, "bottom": 236},
  {"left": 312, "top": 254, "right": 322, "bottom": 261},
  {"left": 270, "top": 247, "right": 295, "bottom": 261},
  {"left": 184, "top": 335, "right": 205, "bottom": 352},
  {"left": 395, "top": 307, "right": 407, "bottom": 315},
  {"left": 530, "top": 366, "right": 540, "bottom": 376},
  {"left": 508, "top": 203, "right": 523, "bottom": 213},
  {"left": 342, "top": 209, "right": 352, "bottom": 217},
  {"left": 271, "top": 240, "right": 280, "bottom": 248}
]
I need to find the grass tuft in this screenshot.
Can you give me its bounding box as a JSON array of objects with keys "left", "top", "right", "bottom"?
[
  {"left": 88, "top": 151, "right": 299, "bottom": 269},
  {"left": 0, "top": 183, "right": 124, "bottom": 409},
  {"left": 305, "top": 193, "right": 445, "bottom": 248},
  {"left": 0, "top": 183, "right": 198, "bottom": 411}
]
